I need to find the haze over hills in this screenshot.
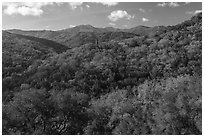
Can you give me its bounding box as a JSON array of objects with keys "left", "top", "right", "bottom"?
[
  {"left": 3, "top": 31, "right": 69, "bottom": 53},
  {"left": 5, "top": 11, "right": 202, "bottom": 49},
  {"left": 2, "top": 12, "right": 202, "bottom": 135},
  {"left": 6, "top": 24, "right": 167, "bottom": 48}
]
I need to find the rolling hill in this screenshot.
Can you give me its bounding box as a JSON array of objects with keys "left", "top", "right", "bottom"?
[
  {"left": 2, "top": 12, "right": 202, "bottom": 135},
  {"left": 7, "top": 24, "right": 167, "bottom": 48}
]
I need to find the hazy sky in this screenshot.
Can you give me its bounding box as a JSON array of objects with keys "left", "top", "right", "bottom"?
[{"left": 2, "top": 2, "right": 202, "bottom": 30}]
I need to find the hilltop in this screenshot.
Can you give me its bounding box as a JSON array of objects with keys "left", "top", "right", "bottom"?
[
  {"left": 7, "top": 23, "right": 169, "bottom": 48},
  {"left": 2, "top": 12, "right": 202, "bottom": 135}
]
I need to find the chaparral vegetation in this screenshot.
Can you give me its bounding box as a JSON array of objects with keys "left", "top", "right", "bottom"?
[{"left": 2, "top": 12, "right": 202, "bottom": 135}]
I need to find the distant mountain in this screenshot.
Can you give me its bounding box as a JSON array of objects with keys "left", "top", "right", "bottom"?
[
  {"left": 3, "top": 31, "right": 69, "bottom": 53},
  {"left": 101, "top": 27, "right": 121, "bottom": 32},
  {"left": 124, "top": 25, "right": 150, "bottom": 35},
  {"left": 7, "top": 12, "right": 202, "bottom": 49},
  {"left": 7, "top": 25, "right": 138, "bottom": 48},
  {"left": 2, "top": 12, "right": 202, "bottom": 135}
]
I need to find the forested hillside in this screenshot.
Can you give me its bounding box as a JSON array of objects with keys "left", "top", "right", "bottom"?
[
  {"left": 2, "top": 13, "right": 202, "bottom": 135},
  {"left": 7, "top": 24, "right": 164, "bottom": 48}
]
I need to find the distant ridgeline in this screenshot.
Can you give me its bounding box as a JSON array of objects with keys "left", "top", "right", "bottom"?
[{"left": 2, "top": 13, "right": 202, "bottom": 135}]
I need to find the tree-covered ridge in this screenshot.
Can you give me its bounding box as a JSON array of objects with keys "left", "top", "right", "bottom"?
[
  {"left": 7, "top": 23, "right": 167, "bottom": 48},
  {"left": 2, "top": 13, "right": 202, "bottom": 135}
]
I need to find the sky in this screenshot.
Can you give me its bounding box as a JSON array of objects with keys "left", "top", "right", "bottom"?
[{"left": 2, "top": 2, "right": 202, "bottom": 30}]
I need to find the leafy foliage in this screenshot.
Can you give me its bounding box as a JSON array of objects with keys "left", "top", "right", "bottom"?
[{"left": 2, "top": 13, "right": 202, "bottom": 135}]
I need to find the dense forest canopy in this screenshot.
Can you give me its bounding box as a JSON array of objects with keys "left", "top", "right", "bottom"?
[{"left": 2, "top": 13, "right": 202, "bottom": 135}]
